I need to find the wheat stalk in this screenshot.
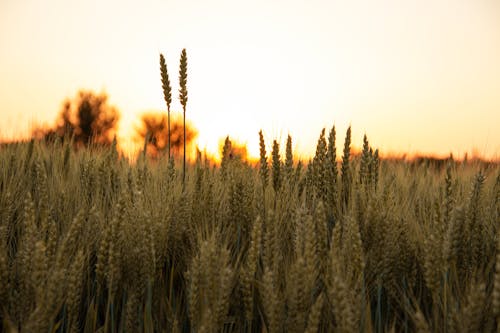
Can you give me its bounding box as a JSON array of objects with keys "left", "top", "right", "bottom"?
[
  {"left": 178, "top": 48, "right": 188, "bottom": 186},
  {"left": 271, "top": 140, "right": 281, "bottom": 193},
  {"left": 341, "top": 126, "right": 352, "bottom": 210},
  {"left": 160, "top": 53, "right": 173, "bottom": 160}
]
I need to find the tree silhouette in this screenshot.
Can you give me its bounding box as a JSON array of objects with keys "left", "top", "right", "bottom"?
[
  {"left": 136, "top": 112, "right": 197, "bottom": 158},
  {"left": 33, "top": 90, "right": 119, "bottom": 147}
]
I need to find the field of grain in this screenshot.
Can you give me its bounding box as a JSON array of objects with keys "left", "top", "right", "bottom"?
[{"left": 0, "top": 129, "right": 498, "bottom": 333}]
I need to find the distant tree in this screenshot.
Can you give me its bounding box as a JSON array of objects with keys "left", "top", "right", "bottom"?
[
  {"left": 136, "top": 112, "right": 197, "bottom": 158},
  {"left": 33, "top": 90, "right": 120, "bottom": 147}
]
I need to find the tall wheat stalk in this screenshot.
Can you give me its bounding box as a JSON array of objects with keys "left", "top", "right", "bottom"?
[
  {"left": 179, "top": 49, "right": 188, "bottom": 186},
  {"left": 159, "top": 54, "right": 172, "bottom": 160}
]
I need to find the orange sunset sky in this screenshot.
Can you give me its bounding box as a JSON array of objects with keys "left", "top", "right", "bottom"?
[{"left": 0, "top": 0, "right": 499, "bottom": 160}]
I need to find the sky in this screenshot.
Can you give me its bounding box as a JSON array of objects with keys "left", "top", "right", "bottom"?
[{"left": 0, "top": 0, "right": 499, "bottom": 160}]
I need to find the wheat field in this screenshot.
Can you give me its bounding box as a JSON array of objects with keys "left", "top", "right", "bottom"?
[{"left": 0, "top": 128, "right": 499, "bottom": 333}]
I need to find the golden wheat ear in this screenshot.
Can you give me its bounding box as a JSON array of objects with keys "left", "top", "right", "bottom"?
[
  {"left": 178, "top": 49, "right": 188, "bottom": 109},
  {"left": 259, "top": 130, "right": 269, "bottom": 188},
  {"left": 159, "top": 54, "right": 172, "bottom": 109},
  {"left": 271, "top": 140, "right": 281, "bottom": 193},
  {"left": 159, "top": 53, "right": 172, "bottom": 159}
]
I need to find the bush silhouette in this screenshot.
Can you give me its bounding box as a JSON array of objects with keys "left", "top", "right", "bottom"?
[
  {"left": 33, "top": 90, "right": 120, "bottom": 147},
  {"left": 136, "top": 112, "right": 197, "bottom": 158}
]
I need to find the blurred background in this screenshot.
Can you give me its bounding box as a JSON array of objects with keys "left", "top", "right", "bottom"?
[{"left": 0, "top": 0, "right": 499, "bottom": 160}]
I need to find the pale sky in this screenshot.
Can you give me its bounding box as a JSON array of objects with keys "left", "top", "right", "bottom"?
[{"left": 1, "top": 0, "right": 499, "bottom": 159}]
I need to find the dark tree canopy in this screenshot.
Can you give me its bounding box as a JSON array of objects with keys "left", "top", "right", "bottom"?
[
  {"left": 136, "top": 112, "right": 197, "bottom": 158},
  {"left": 33, "top": 90, "right": 120, "bottom": 147}
]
